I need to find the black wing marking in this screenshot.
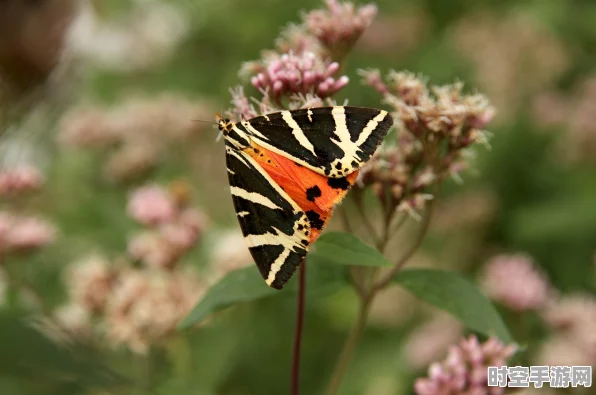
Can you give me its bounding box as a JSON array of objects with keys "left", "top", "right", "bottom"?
[
  {"left": 226, "top": 146, "right": 310, "bottom": 289},
  {"left": 239, "top": 106, "right": 393, "bottom": 178}
]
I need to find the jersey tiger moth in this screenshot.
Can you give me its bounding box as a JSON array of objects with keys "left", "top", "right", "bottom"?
[{"left": 218, "top": 106, "right": 393, "bottom": 289}]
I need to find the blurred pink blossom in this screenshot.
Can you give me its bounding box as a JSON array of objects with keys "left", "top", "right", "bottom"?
[
  {"left": 414, "top": 336, "right": 517, "bottom": 395},
  {"left": 530, "top": 91, "right": 570, "bottom": 129},
  {"left": 480, "top": 254, "right": 552, "bottom": 311},
  {"left": 539, "top": 293, "right": 596, "bottom": 365},
  {"left": 554, "top": 76, "right": 596, "bottom": 165},
  {"left": 177, "top": 208, "right": 207, "bottom": 236},
  {"left": 0, "top": 166, "right": 44, "bottom": 196},
  {"left": 209, "top": 230, "right": 254, "bottom": 283},
  {"left": 68, "top": 0, "right": 189, "bottom": 72},
  {"left": 128, "top": 206, "right": 206, "bottom": 269},
  {"left": 66, "top": 254, "right": 115, "bottom": 313},
  {"left": 103, "top": 144, "right": 159, "bottom": 183},
  {"left": 227, "top": 86, "right": 327, "bottom": 122},
  {"left": 159, "top": 223, "right": 197, "bottom": 251},
  {"left": 128, "top": 232, "right": 178, "bottom": 270},
  {"left": 105, "top": 269, "right": 204, "bottom": 354},
  {"left": 450, "top": 11, "right": 569, "bottom": 122},
  {"left": 433, "top": 188, "right": 499, "bottom": 232},
  {"left": 53, "top": 303, "right": 92, "bottom": 338},
  {"left": 535, "top": 335, "right": 595, "bottom": 368},
  {"left": 403, "top": 314, "right": 463, "bottom": 370},
  {"left": 0, "top": 213, "right": 57, "bottom": 252},
  {"left": 359, "top": 11, "right": 428, "bottom": 56},
  {"left": 542, "top": 292, "right": 596, "bottom": 331},
  {"left": 304, "top": 0, "right": 377, "bottom": 56},
  {"left": 59, "top": 106, "right": 121, "bottom": 148},
  {"left": 159, "top": 210, "right": 205, "bottom": 252},
  {"left": 127, "top": 184, "right": 176, "bottom": 226},
  {"left": 275, "top": 24, "right": 322, "bottom": 55},
  {"left": 249, "top": 51, "right": 349, "bottom": 100}
]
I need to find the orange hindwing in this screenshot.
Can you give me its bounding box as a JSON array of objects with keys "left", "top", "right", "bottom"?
[{"left": 243, "top": 143, "right": 357, "bottom": 243}]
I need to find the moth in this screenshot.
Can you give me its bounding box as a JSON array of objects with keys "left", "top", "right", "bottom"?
[{"left": 218, "top": 106, "right": 393, "bottom": 289}]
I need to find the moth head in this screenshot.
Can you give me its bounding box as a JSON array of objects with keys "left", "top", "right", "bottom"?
[{"left": 215, "top": 113, "right": 233, "bottom": 134}]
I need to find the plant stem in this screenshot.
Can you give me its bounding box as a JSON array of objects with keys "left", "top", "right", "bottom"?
[
  {"left": 326, "top": 197, "right": 436, "bottom": 395},
  {"left": 376, "top": 201, "right": 395, "bottom": 252},
  {"left": 338, "top": 205, "right": 353, "bottom": 234},
  {"left": 291, "top": 259, "right": 307, "bottom": 395},
  {"left": 353, "top": 193, "right": 379, "bottom": 245},
  {"left": 325, "top": 295, "right": 373, "bottom": 395},
  {"left": 374, "top": 200, "right": 435, "bottom": 290}
]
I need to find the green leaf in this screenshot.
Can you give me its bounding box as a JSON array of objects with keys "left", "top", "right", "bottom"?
[
  {"left": 178, "top": 266, "right": 277, "bottom": 329},
  {"left": 393, "top": 269, "right": 513, "bottom": 343},
  {"left": 0, "top": 312, "right": 127, "bottom": 391},
  {"left": 311, "top": 232, "right": 391, "bottom": 267},
  {"left": 178, "top": 259, "right": 349, "bottom": 329}
]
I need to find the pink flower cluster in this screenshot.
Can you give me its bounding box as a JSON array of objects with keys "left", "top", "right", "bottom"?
[
  {"left": 127, "top": 185, "right": 176, "bottom": 226},
  {"left": 414, "top": 336, "right": 517, "bottom": 395},
  {"left": 53, "top": 182, "right": 208, "bottom": 353},
  {"left": 359, "top": 70, "right": 495, "bottom": 218},
  {"left": 59, "top": 94, "right": 212, "bottom": 182},
  {"left": 104, "top": 269, "right": 203, "bottom": 354},
  {"left": 250, "top": 51, "right": 349, "bottom": 100},
  {"left": 480, "top": 254, "right": 552, "bottom": 312},
  {"left": 304, "top": 0, "right": 377, "bottom": 55},
  {"left": 127, "top": 183, "right": 206, "bottom": 270},
  {"left": 66, "top": 255, "right": 116, "bottom": 314},
  {"left": 230, "top": 0, "right": 379, "bottom": 119},
  {"left": 0, "top": 166, "right": 44, "bottom": 196},
  {"left": 59, "top": 255, "right": 204, "bottom": 354},
  {"left": 0, "top": 211, "right": 56, "bottom": 253}
]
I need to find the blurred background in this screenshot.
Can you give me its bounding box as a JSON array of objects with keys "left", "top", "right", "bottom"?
[{"left": 0, "top": 0, "right": 595, "bottom": 394}]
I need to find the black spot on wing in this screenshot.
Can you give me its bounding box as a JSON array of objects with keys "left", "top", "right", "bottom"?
[
  {"left": 327, "top": 176, "right": 351, "bottom": 190},
  {"left": 305, "top": 185, "right": 322, "bottom": 202},
  {"left": 306, "top": 210, "right": 325, "bottom": 230}
]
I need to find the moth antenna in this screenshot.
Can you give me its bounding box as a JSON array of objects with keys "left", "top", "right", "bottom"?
[{"left": 193, "top": 119, "right": 218, "bottom": 126}]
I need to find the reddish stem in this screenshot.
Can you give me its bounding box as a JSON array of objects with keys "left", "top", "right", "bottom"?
[{"left": 291, "top": 259, "right": 307, "bottom": 395}]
